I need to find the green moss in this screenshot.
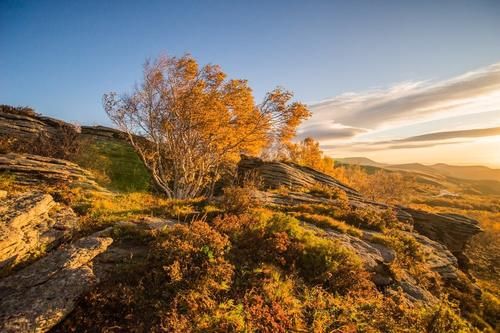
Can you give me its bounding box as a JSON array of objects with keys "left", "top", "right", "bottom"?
[{"left": 77, "top": 139, "right": 151, "bottom": 193}]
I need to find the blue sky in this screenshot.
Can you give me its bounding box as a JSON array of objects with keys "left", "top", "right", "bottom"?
[{"left": 1, "top": 1, "right": 500, "bottom": 165}]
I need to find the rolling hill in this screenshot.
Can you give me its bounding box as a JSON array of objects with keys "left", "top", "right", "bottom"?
[{"left": 337, "top": 157, "right": 500, "bottom": 182}]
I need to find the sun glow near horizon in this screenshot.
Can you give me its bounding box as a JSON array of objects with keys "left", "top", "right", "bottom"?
[
  {"left": 301, "top": 62, "right": 500, "bottom": 168},
  {"left": 327, "top": 136, "right": 500, "bottom": 168}
]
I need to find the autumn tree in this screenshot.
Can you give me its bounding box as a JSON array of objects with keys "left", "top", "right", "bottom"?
[
  {"left": 260, "top": 89, "right": 311, "bottom": 159},
  {"left": 336, "top": 166, "right": 414, "bottom": 204},
  {"left": 287, "top": 137, "right": 336, "bottom": 175},
  {"left": 364, "top": 170, "right": 413, "bottom": 204},
  {"left": 104, "top": 54, "right": 309, "bottom": 198}
]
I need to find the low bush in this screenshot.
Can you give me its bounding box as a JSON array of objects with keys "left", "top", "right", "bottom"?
[
  {"left": 482, "top": 291, "right": 500, "bottom": 330},
  {"left": 370, "top": 230, "right": 425, "bottom": 267},
  {"left": 343, "top": 206, "right": 399, "bottom": 231},
  {"left": 220, "top": 184, "right": 261, "bottom": 214},
  {"left": 243, "top": 265, "right": 305, "bottom": 332}
]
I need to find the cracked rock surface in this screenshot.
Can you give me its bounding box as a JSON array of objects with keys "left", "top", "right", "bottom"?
[{"left": 0, "top": 235, "right": 113, "bottom": 333}]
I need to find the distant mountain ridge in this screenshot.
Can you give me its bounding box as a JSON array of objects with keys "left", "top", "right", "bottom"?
[{"left": 337, "top": 157, "right": 500, "bottom": 182}]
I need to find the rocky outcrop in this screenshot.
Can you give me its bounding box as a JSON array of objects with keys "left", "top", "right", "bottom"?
[
  {"left": 402, "top": 208, "right": 481, "bottom": 268},
  {"left": 0, "top": 192, "right": 173, "bottom": 333},
  {"left": 0, "top": 235, "right": 112, "bottom": 333},
  {"left": 238, "top": 155, "right": 360, "bottom": 197},
  {"left": 80, "top": 125, "right": 126, "bottom": 141},
  {"left": 0, "top": 153, "right": 107, "bottom": 192},
  {"left": 0, "top": 106, "right": 127, "bottom": 145},
  {"left": 0, "top": 108, "right": 72, "bottom": 142},
  {"left": 303, "top": 221, "right": 459, "bottom": 302},
  {"left": 0, "top": 192, "right": 77, "bottom": 271},
  {"left": 238, "top": 155, "right": 482, "bottom": 272}
]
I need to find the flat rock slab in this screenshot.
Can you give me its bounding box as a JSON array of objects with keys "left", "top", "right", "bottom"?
[
  {"left": 0, "top": 235, "right": 113, "bottom": 333},
  {"left": 0, "top": 153, "right": 108, "bottom": 192}
]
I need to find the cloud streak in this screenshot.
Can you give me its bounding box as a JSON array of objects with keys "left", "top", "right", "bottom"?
[
  {"left": 321, "top": 126, "right": 500, "bottom": 153},
  {"left": 377, "top": 126, "right": 500, "bottom": 144},
  {"left": 301, "top": 62, "right": 500, "bottom": 144}
]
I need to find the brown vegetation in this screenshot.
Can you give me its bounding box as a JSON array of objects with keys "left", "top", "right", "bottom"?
[{"left": 54, "top": 211, "right": 478, "bottom": 332}]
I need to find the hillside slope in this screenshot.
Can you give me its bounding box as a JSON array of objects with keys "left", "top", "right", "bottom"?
[{"left": 0, "top": 108, "right": 497, "bottom": 332}]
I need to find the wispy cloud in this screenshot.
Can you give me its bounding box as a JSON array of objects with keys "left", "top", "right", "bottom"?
[
  {"left": 322, "top": 139, "right": 467, "bottom": 153},
  {"left": 376, "top": 126, "right": 500, "bottom": 144},
  {"left": 297, "top": 122, "right": 368, "bottom": 140},
  {"left": 301, "top": 62, "right": 500, "bottom": 144}
]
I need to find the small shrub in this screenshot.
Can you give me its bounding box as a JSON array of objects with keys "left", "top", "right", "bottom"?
[
  {"left": 243, "top": 265, "right": 306, "bottom": 332},
  {"left": 343, "top": 206, "right": 399, "bottom": 231},
  {"left": 371, "top": 229, "right": 425, "bottom": 267},
  {"left": 424, "top": 298, "right": 476, "bottom": 333},
  {"left": 265, "top": 214, "right": 366, "bottom": 293},
  {"left": 220, "top": 184, "right": 261, "bottom": 214},
  {"left": 482, "top": 292, "right": 500, "bottom": 330},
  {"left": 308, "top": 183, "right": 347, "bottom": 201}
]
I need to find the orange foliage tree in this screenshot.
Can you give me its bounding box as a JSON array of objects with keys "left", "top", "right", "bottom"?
[
  {"left": 104, "top": 55, "right": 309, "bottom": 198},
  {"left": 287, "top": 137, "right": 335, "bottom": 174}
]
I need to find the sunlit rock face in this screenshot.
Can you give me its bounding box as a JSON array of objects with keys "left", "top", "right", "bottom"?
[
  {"left": 0, "top": 106, "right": 125, "bottom": 145},
  {"left": 0, "top": 192, "right": 77, "bottom": 271},
  {"left": 0, "top": 233, "right": 113, "bottom": 333}
]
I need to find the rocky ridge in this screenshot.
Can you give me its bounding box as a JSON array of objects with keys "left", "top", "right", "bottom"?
[
  {"left": 238, "top": 155, "right": 481, "bottom": 263},
  {"left": 238, "top": 155, "right": 482, "bottom": 301},
  {"left": 0, "top": 106, "right": 125, "bottom": 144}
]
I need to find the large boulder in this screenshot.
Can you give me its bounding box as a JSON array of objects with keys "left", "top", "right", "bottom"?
[{"left": 0, "top": 192, "right": 77, "bottom": 271}]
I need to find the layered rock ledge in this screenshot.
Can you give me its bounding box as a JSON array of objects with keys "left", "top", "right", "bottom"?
[
  {"left": 0, "top": 107, "right": 127, "bottom": 146},
  {"left": 0, "top": 192, "right": 77, "bottom": 271},
  {"left": 0, "top": 153, "right": 107, "bottom": 192}
]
